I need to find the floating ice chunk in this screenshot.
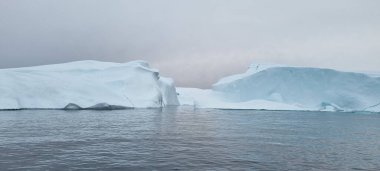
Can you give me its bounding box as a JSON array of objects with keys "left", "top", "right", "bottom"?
[{"left": 64, "top": 103, "right": 82, "bottom": 110}]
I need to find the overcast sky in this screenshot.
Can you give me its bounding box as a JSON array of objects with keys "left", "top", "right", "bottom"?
[{"left": 1, "top": 0, "right": 379, "bottom": 88}]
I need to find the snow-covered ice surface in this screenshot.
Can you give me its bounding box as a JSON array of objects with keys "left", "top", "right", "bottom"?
[
  {"left": 0, "top": 60, "right": 179, "bottom": 110},
  {"left": 178, "top": 64, "right": 380, "bottom": 112}
]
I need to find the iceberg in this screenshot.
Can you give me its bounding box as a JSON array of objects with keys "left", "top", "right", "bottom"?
[
  {"left": 178, "top": 64, "right": 380, "bottom": 112},
  {"left": 0, "top": 60, "right": 179, "bottom": 110},
  {"left": 2, "top": 60, "right": 379, "bottom": 112}
]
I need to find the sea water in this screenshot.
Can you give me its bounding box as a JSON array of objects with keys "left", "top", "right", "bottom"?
[{"left": 0, "top": 107, "right": 379, "bottom": 170}]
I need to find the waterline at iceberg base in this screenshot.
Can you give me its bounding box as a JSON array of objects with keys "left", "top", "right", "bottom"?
[{"left": 1, "top": 61, "right": 379, "bottom": 112}]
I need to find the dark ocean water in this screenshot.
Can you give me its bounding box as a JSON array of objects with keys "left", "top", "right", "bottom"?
[{"left": 0, "top": 107, "right": 379, "bottom": 170}]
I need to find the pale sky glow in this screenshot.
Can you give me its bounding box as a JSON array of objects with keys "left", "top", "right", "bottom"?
[{"left": 1, "top": 0, "right": 379, "bottom": 88}]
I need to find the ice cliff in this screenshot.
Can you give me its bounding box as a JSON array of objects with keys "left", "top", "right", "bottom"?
[{"left": 0, "top": 60, "right": 179, "bottom": 110}]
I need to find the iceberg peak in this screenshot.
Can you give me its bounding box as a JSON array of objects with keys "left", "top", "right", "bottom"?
[{"left": 214, "top": 63, "right": 286, "bottom": 87}]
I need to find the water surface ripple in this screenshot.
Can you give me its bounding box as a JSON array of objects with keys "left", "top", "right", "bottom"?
[{"left": 0, "top": 108, "right": 379, "bottom": 170}]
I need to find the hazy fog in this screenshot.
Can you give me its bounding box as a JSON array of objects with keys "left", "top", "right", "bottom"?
[{"left": 1, "top": 0, "right": 379, "bottom": 88}]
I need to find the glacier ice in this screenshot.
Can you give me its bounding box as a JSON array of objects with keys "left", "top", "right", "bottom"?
[
  {"left": 178, "top": 64, "right": 380, "bottom": 112},
  {"left": 0, "top": 60, "right": 179, "bottom": 110},
  {"left": 1, "top": 61, "right": 379, "bottom": 112}
]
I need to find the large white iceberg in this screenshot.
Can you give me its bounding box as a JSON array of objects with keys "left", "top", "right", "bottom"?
[
  {"left": 0, "top": 60, "right": 179, "bottom": 110},
  {"left": 178, "top": 64, "right": 380, "bottom": 112}
]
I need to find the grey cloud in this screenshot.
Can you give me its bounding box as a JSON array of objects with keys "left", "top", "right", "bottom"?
[{"left": 0, "top": 0, "right": 379, "bottom": 88}]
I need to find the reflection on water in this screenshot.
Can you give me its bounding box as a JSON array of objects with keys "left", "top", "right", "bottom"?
[{"left": 0, "top": 107, "right": 379, "bottom": 170}]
